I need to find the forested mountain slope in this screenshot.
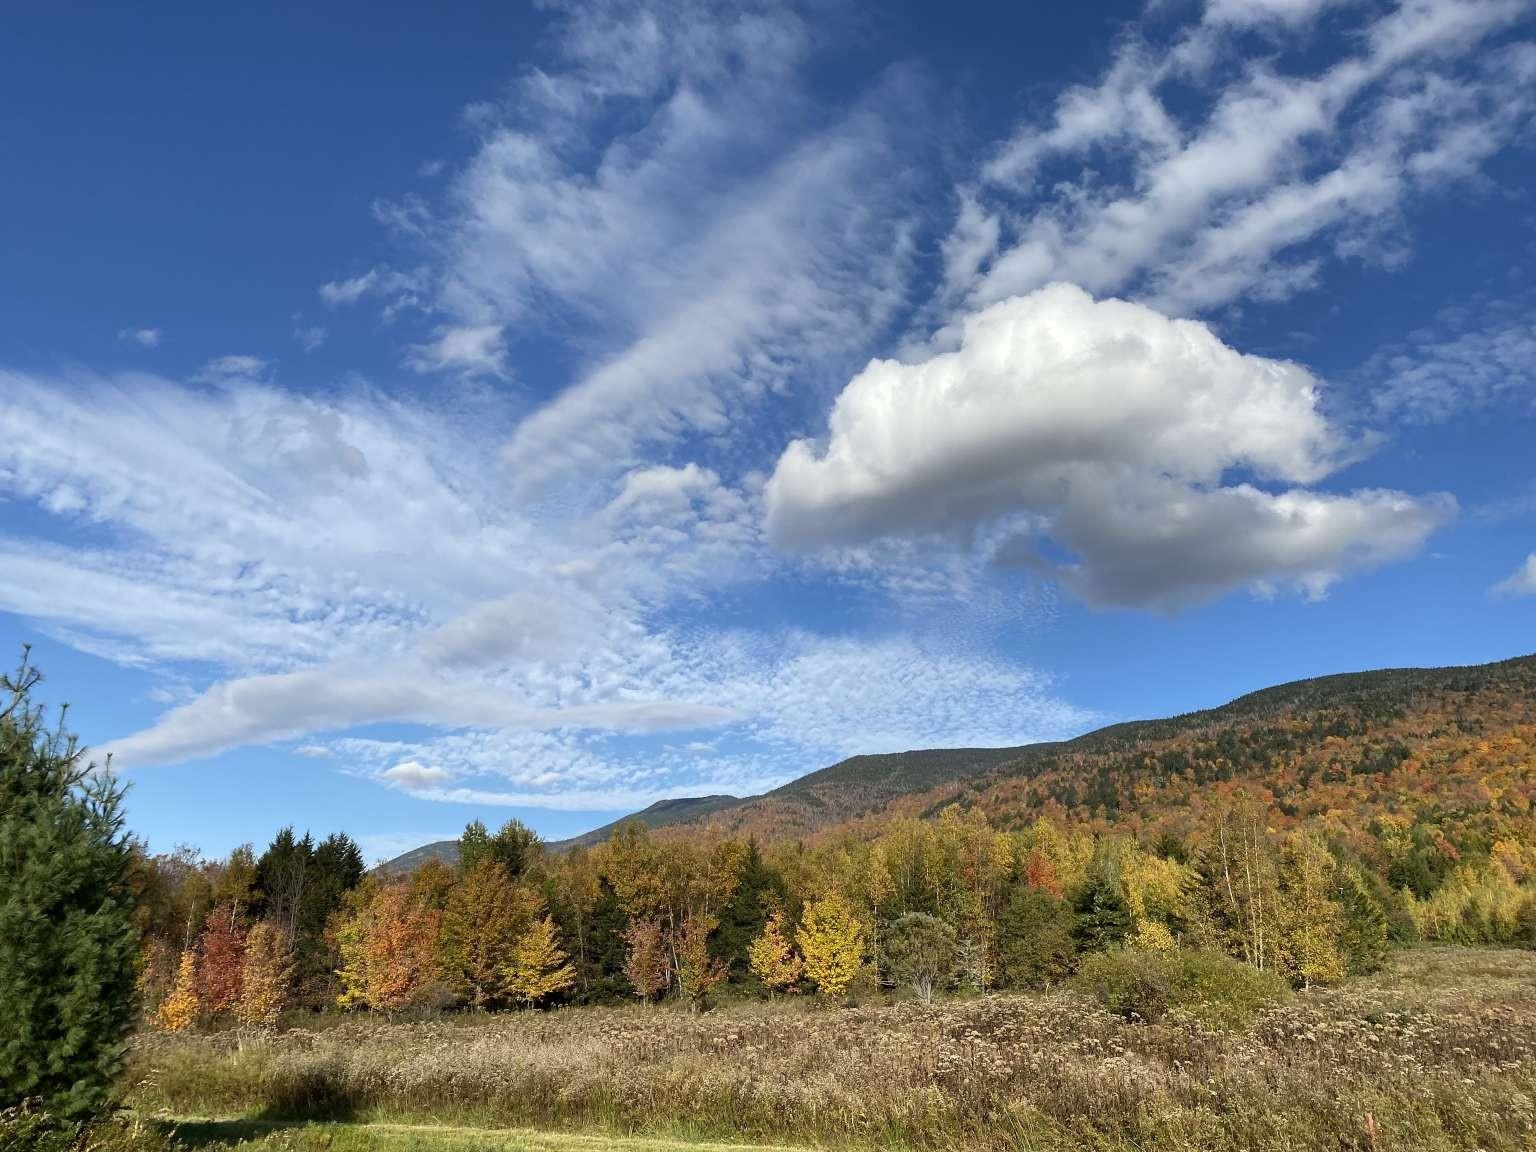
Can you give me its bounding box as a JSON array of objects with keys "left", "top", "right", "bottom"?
[
  {"left": 721, "top": 653, "right": 1536, "bottom": 847},
  {"left": 385, "top": 653, "right": 1536, "bottom": 868}
]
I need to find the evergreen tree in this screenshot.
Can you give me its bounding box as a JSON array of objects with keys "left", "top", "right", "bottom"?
[
  {"left": 713, "top": 837, "right": 784, "bottom": 983},
  {"left": 458, "top": 820, "right": 491, "bottom": 874},
  {"left": 0, "top": 650, "right": 139, "bottom": 1117},
  {"left": 1334, "top": 866, "right": 1390, "bottom": 975},
  {"left": 487, "top": 818, "right": 541, "bottom": 881},
  {"left": 997, "top": 885, "right": 1078, "bottom": 988},
  {"left": 1074, "top": 863, "right": 1131, "bottom": 951}
]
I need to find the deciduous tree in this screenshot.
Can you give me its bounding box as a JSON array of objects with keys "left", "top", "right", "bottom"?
[
  {"left": 156, "top": 951, "right": 199, "bottom": 1032},
  {"left": 799, "top": 893, "right": 865, "bottom": 1003},
  {"left": 237, "top": 920, "right": 294, "bottom": 1030},
  {"left": 748, "top": 910, "right": 803, "bottom": 996},
  {"left": 622, "top": 917, "right": 670, "bottom": 1002},
  {"left": 504, "top": 913, "right": 575, "bottom": 1007}
]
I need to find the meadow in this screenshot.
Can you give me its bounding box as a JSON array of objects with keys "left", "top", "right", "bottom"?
[{"left": 131, "top": 948, "right": 1536, "bottom": 1152}]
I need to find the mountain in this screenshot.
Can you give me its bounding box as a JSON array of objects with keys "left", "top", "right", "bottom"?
[
  {"left": 376, "top": 794, "right": 742, "bottom": 874},
  {"left": 381, "top": 652, "right": 1536, "bottom": 870}
]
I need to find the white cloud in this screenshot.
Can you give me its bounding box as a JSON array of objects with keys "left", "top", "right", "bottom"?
[
  {"left": 384, "top": 0, "right": 930, "bottom": 492},
  {"left": 194, "top": 355, "right": 268, "bottom": 383},
  {"left": 947, "top": 0, "right": 1534, "bottom": 319},
  {"left": 1202, "top": 0, "right": 1346, "bottom": 28},
  {"left": 1494, "top": 554, "right": 1536, "bottom": 597},
  {"left": 407, "top": 324, "right": 507, "bottom": 377},
  {"left": 1367, "top": 300, "right": 1536, "bottom": 423},
  {"left": 380, "top": 760, "right": 453, "bottom": 791},
  {"left": 319, "top": 629, "right": 1096, "bottom": 811},
  {"left": 117, "top": 327, "right": 162, "bottom": 348},
  {"left": 319, "top": 270, "right": 380, "bottom": 306},
  {"left": 294, "top": 324, "right": 327, "bottom": 352},
  {"left": 766, "top": 284, "right": 1453, "bottom": 607},
  {"left": 318, "top": 266, "right": 426, "bottom": 314},
  {"left": 2, "top": 369, "right": 1085, "bottom": 784}
]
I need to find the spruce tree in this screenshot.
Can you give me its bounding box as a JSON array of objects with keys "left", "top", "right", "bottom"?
[{"left": 0, "top": 649, "right": 138, "bottom": 1117}]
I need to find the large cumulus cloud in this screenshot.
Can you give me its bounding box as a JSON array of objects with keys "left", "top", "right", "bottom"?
[{"left": 766, "top": 284, "right": 1453, "bottom": 608}]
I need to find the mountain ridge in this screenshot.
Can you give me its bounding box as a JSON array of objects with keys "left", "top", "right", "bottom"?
[{"left": 380, "top": 651, "right": 1536, "bottom": 872}]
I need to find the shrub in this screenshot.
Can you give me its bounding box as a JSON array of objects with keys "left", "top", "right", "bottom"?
[
  {"left": 882, "top": 913, "right": 957, "bottom": 1001},
  {"left": 1073, "top": 948, "right": 1289, "bottom": 1029},
  {"left": 0, "top": 1102, "right": 178, "bottom": 1152}
]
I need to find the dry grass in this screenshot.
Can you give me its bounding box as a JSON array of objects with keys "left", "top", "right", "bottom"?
[{"left": 129, "top": 948, "right": 1536, "bottom": 1152}]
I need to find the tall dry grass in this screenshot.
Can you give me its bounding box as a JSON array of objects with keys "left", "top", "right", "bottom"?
[{"left": 129, "top": 948, "right": 1536, "bottom": 1151}]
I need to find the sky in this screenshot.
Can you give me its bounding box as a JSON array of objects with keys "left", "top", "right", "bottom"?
[{"left": 2, "top": 0, "right": 1534, "bottom": 865}]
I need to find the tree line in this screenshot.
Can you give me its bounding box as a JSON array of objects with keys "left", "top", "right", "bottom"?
[{"left": 137, "top": 791, "right": 1536, "bottom": 1026}]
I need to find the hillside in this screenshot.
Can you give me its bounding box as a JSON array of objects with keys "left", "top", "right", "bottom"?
[
  {"left": 383, "top": 653, "right": 1536, "bottom": 869},
  {"left": 719, "top": 652, "right": 1536, "bottom": 845},
  {"left": 378, "top": 795, "right": 742, "bottom": 874}
]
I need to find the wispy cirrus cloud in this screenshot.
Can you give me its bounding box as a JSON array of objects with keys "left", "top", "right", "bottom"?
[
  {"left": 939, "top": 0, "right": 1535, "bottom": 320},
  {"left": 372, "top": 0, "right": 935, "bottom": 494}
]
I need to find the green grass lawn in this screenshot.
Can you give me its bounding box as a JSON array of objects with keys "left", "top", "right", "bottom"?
[{"left": 162, "top": 1118, "right": 809, "bottom": 1151}]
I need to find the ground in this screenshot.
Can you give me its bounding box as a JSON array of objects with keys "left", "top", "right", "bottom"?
[
  {"left": 132, "top": 948, "right": 1536, "bottom": 1152},
  {"left": 161, "top": 1118, "right": 805, "bottom": 1150}
]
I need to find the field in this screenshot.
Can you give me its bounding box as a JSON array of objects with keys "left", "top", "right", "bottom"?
[{"left": 130, "top": 948, "right": 1536, "bottom": 1152}]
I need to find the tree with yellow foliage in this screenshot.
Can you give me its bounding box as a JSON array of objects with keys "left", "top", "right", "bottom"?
[
  {"left": 439, "top": 859, "right": 537, "bottom": 1009},
  {"left": 503, "top": 913, "right": 575, "bottom": 1007},
  {"left": 674, "top": 910, "right": 728, "bottom": 1009},
  {"left": 156, "top": 950, "right": 199, "bottom": 1032},
  {"left": 798, "top": 893, "right": 865, "bottom": 1003},
  {"left": 1275, "top": 834, "right": 1346, "bottom": 987},
  {"left": 237, "top": 920, "right": 294, "bottom": 1030},
  {"left": 748, "top": 910, "right": 803, "bottom": 996}
]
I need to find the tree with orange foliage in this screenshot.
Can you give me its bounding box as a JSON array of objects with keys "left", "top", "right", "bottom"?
[
  {"left": 1023, "top": 850, "right": 1063, "bottom": 897},
  {"left": 622, "top": 916, "right": 671, "bottom": 1001},
  {"left": 196, "top": 903, "right": 247, "bottom": 1017},
  {"left": 335, "top": 882, "right": 442, "bottom": 1014}
]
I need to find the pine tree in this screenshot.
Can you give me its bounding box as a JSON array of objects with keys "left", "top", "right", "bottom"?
[
  {"left": 504, "top": 914, "right": 576, "bottom": 1007},
  {"left": 997, "top": 885, "right": 1077, "bottom": 988},
  {"left": 236, "top": 921, "right": 294, "bottom": 1030},
  {"left": 1334, "top": 866, "right": 1389, "bottom": 975},
  {"left": 156, "top": 951, "right": 200, "bottom": 1032},
  {"left": 0, "top": 649, "right": 139, "bottom": 1117},
  {"left": 1074, "top": 862, "right": 1131, "bottom": 951},
  {"left": 748, "top": 910, "right": 803, "bottom": 996},
  {"left": 798, "top": 893, "right": 865, "bottom": 1003}
]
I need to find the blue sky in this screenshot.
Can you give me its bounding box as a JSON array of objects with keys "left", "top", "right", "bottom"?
[{"left": 3, "top": 0, "right": 1534, "bottom": 864}]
